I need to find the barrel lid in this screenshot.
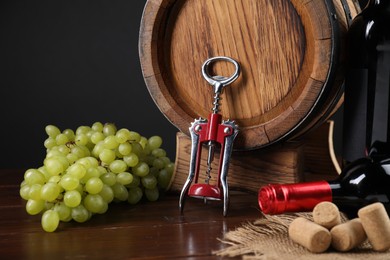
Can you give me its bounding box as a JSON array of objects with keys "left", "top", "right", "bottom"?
[{"left": 139, "top": 0, "right": 357, "bottom": 150}]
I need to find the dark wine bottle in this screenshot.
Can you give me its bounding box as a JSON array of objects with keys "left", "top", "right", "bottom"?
[
  {"left": 258, "top": 156, "right": 390, "bottom": 217},
  {"left": 343, "top": 0, "right": 390, "bottom": 163},
  {"left": 369, "top": 140, "right": 390, "bottom": 161}
]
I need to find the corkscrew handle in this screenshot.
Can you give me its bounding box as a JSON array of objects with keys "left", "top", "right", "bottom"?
[{"left": 201, "top": 56, "right": 240, "bottom": 95}]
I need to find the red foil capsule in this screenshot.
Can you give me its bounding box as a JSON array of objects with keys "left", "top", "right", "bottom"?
[{"left": 258, "top": 181, "right": 333, "bottom": 214}]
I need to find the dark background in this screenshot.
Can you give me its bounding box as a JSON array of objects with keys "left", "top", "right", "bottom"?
[
  {"left": 0, "top": 0, "right": 368, "bottom": 169},
  {"left": 0, "top": 0, "right": 178, "bottom": 169}
]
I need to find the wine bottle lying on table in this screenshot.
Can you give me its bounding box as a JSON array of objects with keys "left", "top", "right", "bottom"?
[{"left": 258, "top": 142, "right": 390, "bottom": 218}]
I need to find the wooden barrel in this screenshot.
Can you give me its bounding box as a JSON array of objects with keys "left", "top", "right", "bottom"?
[{"left": 139, "top": 0, "right": 359, "bottom": 150}]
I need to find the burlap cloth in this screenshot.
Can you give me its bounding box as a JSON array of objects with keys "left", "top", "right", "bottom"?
[{"left": 214, "top": 213, "right": 390, "bottom": 259}]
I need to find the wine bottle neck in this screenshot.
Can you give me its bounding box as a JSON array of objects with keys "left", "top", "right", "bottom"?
[{"left": 258, "top": 181, "right": 332, "bottom": 214}]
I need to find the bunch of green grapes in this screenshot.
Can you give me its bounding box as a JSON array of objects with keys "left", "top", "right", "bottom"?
[{"left": 19, "top": 122, "right": 175, "bottom": 232}]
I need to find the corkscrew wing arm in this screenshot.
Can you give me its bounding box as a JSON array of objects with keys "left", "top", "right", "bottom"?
[
  {"left": 179, "top": 118, "right": 206, "bottom": 212},
  {"left": 219, "top": 120, "right": 239, "bottom": 216}
]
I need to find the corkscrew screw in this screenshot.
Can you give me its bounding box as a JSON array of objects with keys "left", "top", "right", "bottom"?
[{"left": 179, "top": 56, "right": 240, "bottom": 216}]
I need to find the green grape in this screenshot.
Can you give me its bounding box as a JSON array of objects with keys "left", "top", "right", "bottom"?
[
  {"left": 66, "top": 163, "right": 86, "bottom": 179},
  {"left": 92, "top": 122, "right": 104, "bottom": 132},
  {"left": 55, "top": 133, "right": 69, "bottom": 145},
  {"left": 40, "top": 182, "right": 61, "bottom": 202},
  {"left": 85, "top": 177, "right": 103, "bottom": 194},
  {"left": 142, "top": 155, "right": 155, "bottom": 166},
  {"left": 78, "top": 157, "right": 99, "bottom": 169},
  {"left": 48, "top": 175, "right": 61, "bottom": 184},
  {"left": 144, "top": 186, "right": 159, "bottom": 202},
  {"left": 126, "top": 175, "right": 140, "bottom": 188},
  {"left": 92, "top": 141, "right": 105, "bottom": 157},
  {"left": 98, "top": 201, "right": 109, "bottom": 214},
  {"left": 148, "top": 166, "right": 159, "bottom": 178},
  {"left": 141, "top": 174, "right": 157, "bottom": 189},
  {"left": 99, "top": 185, "right": 114, "bottom": 203},
  {"left": 100, "top": 172, "right": 117, "bottom": 186},
  {"left": 55, "top": 155, "right": 70, "bottom": 171},
  {"left": 66, "top": 153, "right": 78, "bottom": 164},
  {"left": 128, "top": 131, "right": 141, "bottom": 142},
  {"left": 60, "top": 175, "right": 79, "bottom": 190},
  {"left": 115, "top": 150, "right": 124, "bottom": 159},
  {"left": 152, "top": 158, "right": 165, "bottom": 169},
  {"left": 75, "top": 134, "right": 88, "bottom": 146},
  {"left": 83, "top": 194, "right": 106, "bottom": 213},
  {"left": 71, "top": 146, "right": 86, "bottom": 159},
  {"left": 123, "top": 153, "right": 139, "bottom": 167},
  {"left": 148, "top": 136, "right": 163, "bottom": 150},
  {"left": 143, "top": 144, "right": 151, "bottom": 156},
  {"left": 103, "top": 123, "right": 117, "bottom": 136},
  {"left": 75, "top": 126, "right": 91, "bottom": 135},
  {"left": 116, "top": 172, "right": 133, "bottom": 185},
  {"left": 158, "top": 168, "right": 172, "bottom": 190},
  {"left": 139, "top": 136, "right": 148, "bottom": 149},
  {"left": 97, "top": 165, "right": 107, "bottom": 175},
  {"left": 81, "top": 167, "right": 100, "bottom": 183},
  {"left": 80, "top": 145, "right": 91, "bottom": 156},
  {"left": 133, "top": 162, "right": 150, "bottom": 177},
  {"left": 109, "top": 160, "right": 127, "bottom": 174},
  {"left": 57, "top": 144, "right": 70, "bottom": 155},
  {"left": 131, "top": 142, "right": 143, "bottom": 156},
  {"left": 62, "top": 214, "right": 73, "bottom": 222},
  {"left": 63, "top": 190, "right": 82, "bottom": 208},
  {"left": 115, "top": 128, "right": 131, "bottom": 143},
  {"left": 44, "top": 201, "right": 55, "bottom": 210},
  {"left": 24, "top": 169, "right": 46, "bottom": 185},
  {"left": 62, "top": 129, "right": 75, "bottom": 140},
  {"left": 20, "top": 180, "right": 27, "bottom": 187},
  {"left": 45, "top": 150, "right": 61, "bottom": 160},
  {"left": 41, "top": 210, "right": 60, "bottom": 232},
  {"left": 161, "top": 156, "right": 171, "bottom": 166},
  {"left": 165, "top": 162, "right": 175, "bottom": 173},
  {"left": 112, "top": 183, "right": 128, "bottom": 201},
  {"left": 99, "top": 149, "right": 116, "bottom": 164},
  {"left": 54, "top": 202, "right": 71, "bottom": 222},
  {"left": 127, "top": 187, "right": 143, "bottom": 205},
  {"left": 44, "top": 137, "right": 57, "bottom": 149},
  {"left": 38, "top": 167, "right": 51, "bottom": 181},
  {"left": 91, "top": 131, "right": 104, "bottom": 144},
  {"left": 28, "top": 184, "right": 42, "bottom": 200},
  {"left": 75, "top": 184, "right": 84, "bottom": 195},
  {"left": 71, "top": 205, "right": 90, "bottom": 223},
  {"left": 45, "top": 125, "right": 61, "bottom": 138},
  {"left": 118, "top": 142, "right": 132, "bottom": 156},
  {"left": 152, "top": 148, "right": 167, "bottom": 158},
  {"left": 26, "top": 199, "right": 45, "bottom": 215},
  {"left": 20, "top": 185, "right": 31, "bottom": 200},
  {"left": 44, "top": 157, "right": 64, "bottom": 176},
  {"left": 103, "top": 135, "right": 119, "bottom": 149}
]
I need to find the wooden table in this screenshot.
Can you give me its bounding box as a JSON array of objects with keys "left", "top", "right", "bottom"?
[{"left": 0, "top": 169, "right": 260, "bottom": 259}]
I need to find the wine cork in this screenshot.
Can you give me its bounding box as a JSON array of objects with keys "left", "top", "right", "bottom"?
[
  {"left": 330, "top": 218, "right": 367, "bottom": 251},
  {"left": 358, "top": 202, "right": 390, "bottom": 251},
  {"left": 288, "top": 217, "right": 331, "bottom": 253},
  {"left": 313, "top": 201, "right": 341, "bottom": 229}
]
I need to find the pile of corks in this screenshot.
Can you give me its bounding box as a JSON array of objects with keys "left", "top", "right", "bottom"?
[{"left": 288, "top": 202, "right": 390, "bottom": 253}]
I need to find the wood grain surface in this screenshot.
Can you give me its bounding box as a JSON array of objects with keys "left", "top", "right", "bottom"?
[
  {"left": 139, "top": 0, "right": 359, "bottom": 150},
  {"left": 0, "top": 170, "right": 259, "bottom": 259}
]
